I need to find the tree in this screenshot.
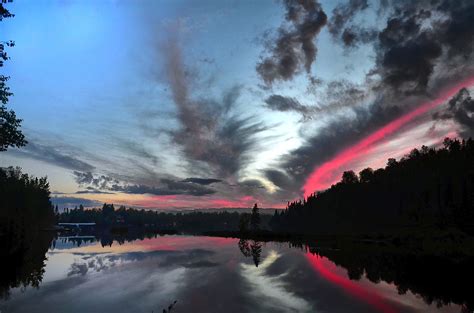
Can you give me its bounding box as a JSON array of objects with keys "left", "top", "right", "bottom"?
[
  {"left": 341, "top": 170, "right": 358, "bottom": 184},
  {"left": 250, "top": 203, "right": 260, "bottom": 231},
  {"left": 386, "top": 158, "right": 397, "bottom": 168},
  {"left": 359, "top": 167, "right": 374, "bottom": 183},
  {"left": 0, "top": 1, "right": 26, "bottom": 151}
]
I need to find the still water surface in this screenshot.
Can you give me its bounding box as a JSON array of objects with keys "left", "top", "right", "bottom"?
[{"left": 0, "top": 235, "right": 467, "bottom": 313}]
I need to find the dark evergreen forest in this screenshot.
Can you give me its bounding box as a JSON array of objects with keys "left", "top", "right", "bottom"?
[{"left": 271, "top": 138, "right": 474, "bottom": 235}]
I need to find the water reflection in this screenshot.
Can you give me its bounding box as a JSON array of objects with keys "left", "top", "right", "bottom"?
[
  {"left": 238, "top": 239, "right": 263, "bottom": 267},
  {"left": 0, "top": 231, "right": 54, "bottom": 300},
  {"left": 0, "top": 233, "right": 472, "bottom": 313}
]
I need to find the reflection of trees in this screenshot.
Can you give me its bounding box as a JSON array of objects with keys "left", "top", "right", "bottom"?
[
  {"left": 0, "top": 231, "right": 54, "bottom": 299},
  {"left": 238, "top": 238, "right": 251, "bottom": 257},
  {"left": 308, "top": 246, "right": 474, "bottom": 311},
  {"left": 0, "top": 167, "right": 56, "bottom": 299},
  {"left": 238, "top": 239, "right": 263, "bottom": 267}
]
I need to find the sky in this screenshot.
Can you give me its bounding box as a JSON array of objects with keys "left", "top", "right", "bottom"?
[{"left": 1, "top": 0, "right": 474, "bottom": 210}]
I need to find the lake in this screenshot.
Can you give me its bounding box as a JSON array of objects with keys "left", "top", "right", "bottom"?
[{"left": 0, "top": 235, "right": 470, "bottom": 313}]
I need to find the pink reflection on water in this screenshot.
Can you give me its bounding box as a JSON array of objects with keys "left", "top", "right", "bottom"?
[{"left": 306, "top": 253, "right": 398, "bottom": 313}]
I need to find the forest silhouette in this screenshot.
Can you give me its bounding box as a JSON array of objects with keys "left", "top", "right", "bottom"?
[
  {"left": 58, "top": 204, "right": 270, "bottom": 234},
  {"left": 270, "top": 138, "right": 474, "bottom": 235}
]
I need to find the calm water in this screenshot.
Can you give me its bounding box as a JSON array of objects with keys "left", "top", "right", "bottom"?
[{"left": 0, "top": 235, "right": 469, "bottom": 313}]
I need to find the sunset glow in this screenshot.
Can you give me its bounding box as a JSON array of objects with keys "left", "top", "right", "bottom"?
[{"left": 303, "top": 77, "right": 474, "bottom": 197}]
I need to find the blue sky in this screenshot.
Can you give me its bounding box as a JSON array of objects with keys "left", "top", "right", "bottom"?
[{"left": 1, "top": 0, "right": 473, "bottom": 209}]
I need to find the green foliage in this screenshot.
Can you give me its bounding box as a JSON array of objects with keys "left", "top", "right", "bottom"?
[{"left": 271, "top": 138, "right": 474, "bottom": 235}]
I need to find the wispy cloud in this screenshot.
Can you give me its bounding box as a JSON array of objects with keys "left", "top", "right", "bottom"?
[
  {"left": 10, "top": 142, "right": 95, "bottom": 172},
  {"left": 161, "top": 31, "right": 268, "bottom": 178}
]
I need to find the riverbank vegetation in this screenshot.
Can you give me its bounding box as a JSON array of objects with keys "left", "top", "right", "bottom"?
[{"left": 58, "top": 203, "right": 271, "bottom": 234}]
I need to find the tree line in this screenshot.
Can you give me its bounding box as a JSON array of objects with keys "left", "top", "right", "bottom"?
[
  {"left": 270, "top": 138, "right": 474, "bottom": 235},
  {"left": 58, "top": 203, "right": 269, "bottom": 233}
]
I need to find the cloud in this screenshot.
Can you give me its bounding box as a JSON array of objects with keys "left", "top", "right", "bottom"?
[
  {"left": 264, "top": 169, "right": 294, "bottom": 191},
  {"left": 115, "top": 139, "right": 159, "bottom": 165},
  {"left": 327, "top": 0, "right": 376, "bottom": 48},
  {"left": 73, "top": 171, "right": 216, "bottom": 196},
  {"left": 328, "top": 0, "right": 368, "bottom": 39},
  {"left": 73, "top": 171, "right": 118, "bottom": 189},
  {"left": 264, "top": 80, "right": 367, "bottom": 119},
  {"left": 11, "top": 142, "right": 95, "bottom": 172},
  {"left": 369, "top": 0, "right": 474, "bottom": 95},
  {"left": 256, "top": 0, "right": 327, "bottom": 85},
  {"left": 375, "top": 10, "right": 441, "bottom": 94},
  {"left": 180, "top": 177, "right": 222, "bottom": 185},
  {"left": 264, "top": 95, "right": 311, "bottom": 117},
  {"left": 238, "top": 179, "right": 265, "bottom": 189},
  {"left": 162, "top": 35, "right": 267, "bottom": 177},
  {"left": 433, "top": 88, "right": 474, "bottom": 137},
  {"left": 340, "top": 27, "right": 377, "bottom": 48},
  {"left": 265, "top": 103, "right": 403, "bottom": 197},
  {"left": 75, "top": 187, "right": 114, "bottom": 195},
  {"left": 262, "top": 0, "right": 474, "bottom": 200}
]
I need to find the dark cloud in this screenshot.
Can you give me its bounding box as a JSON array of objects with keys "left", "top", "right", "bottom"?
[
  {"left": 266, "top": 103, "right": 403, "bottom": 197},
  {"left": 73, "top": 171, "right": 216, "bottom": 196},
  {"left": 75, "top": 188, "right": 114, "bottom": 195},
  {"left": 375, "top": 10, "right": 441, "bottom": 94},
  {"left": 180, "top": 177, "right": 222, "bottom": 185},
  {"left": 264, "top": 169, "right": 294, "bottom": 191},
  {"left": 256, "top": 0, "right": 327, "bottom": 85},
  {"left": 433, "top": 88, "right": 474, "bottom": 137},
  {"left": 239, "top": 179, "right": 265, "bottom": 189},
  {"left": 326, "top": 0, "right": 377, "bottom": 49},
  {"left": 73, "top": 171, "right": 117, "bottom": 189},
  {"left": 263, "top": 0, "right": 474, "bottom": 200},
  {"left": 11, "top": 142, "right": 95, "bottom": 172},
  {"left": 340, "top": 27, "right": 377, "bottom": 47},
  {"left": 264, "top": 95, "right": 311, "bottom": 117},
  {"left": 265, "top": 80, "right": 367, "bottom": 118},
  {"left": 110, "top": 182, "right": 215, "bottom": 196},
  {"left": 370, "top": 0, "right": 474, "bottom": 95},
  {"left": 317, "top": 80, "right": 367, "bottom": 113},
  {"left": 163, "top": 37, "right": 267, "bottom": 178},
  {"left": 328, "top": 0, "right": 369, "bottom": 43}
]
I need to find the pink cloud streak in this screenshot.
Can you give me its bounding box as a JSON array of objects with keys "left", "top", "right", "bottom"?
[{"left": 303, "top": 77, "right": 474, "bottom": 197}]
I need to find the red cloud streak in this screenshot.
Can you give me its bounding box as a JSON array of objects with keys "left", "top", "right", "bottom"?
[{"left": 303, "top": 77, "right": 474, "bottom": 198}]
